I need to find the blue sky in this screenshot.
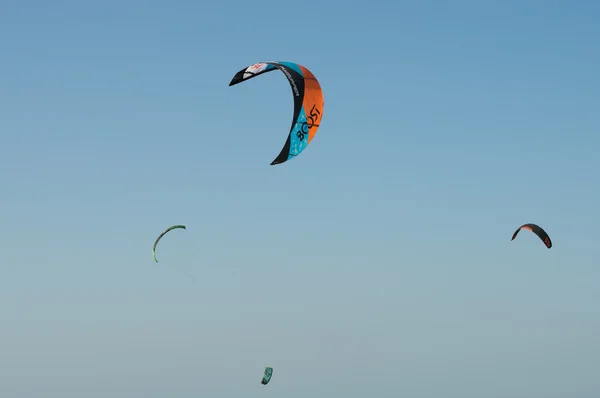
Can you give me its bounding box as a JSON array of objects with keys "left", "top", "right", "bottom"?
[{"left": 1, "top": 0, "right": 599, "bottom": 397}]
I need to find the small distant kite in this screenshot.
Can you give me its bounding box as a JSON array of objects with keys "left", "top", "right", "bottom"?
[
  {"left": 229, "top": 61, "right": 324, "bottom": 165},
  {"left": 261, "top": 366, "right": 273, "bottom": 385},
  {"left": 511, "top": 223, "right": 552, "bottom": 248},
  {"left": 152, "top": 225, "right": 186, "bottom": 262}
]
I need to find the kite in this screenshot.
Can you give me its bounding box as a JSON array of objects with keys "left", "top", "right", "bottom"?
[
  {"left": 511, "top": 223, "right": 552, "bottom": 248},
  {"left": 152, "top": 225, "right": 186, "bottom": 262},
  {"left": 261, "top": 366, "right": 273, "bottom": 385},
  {"left": 229, "top": 61, "right": 324, "bottom": 165}
]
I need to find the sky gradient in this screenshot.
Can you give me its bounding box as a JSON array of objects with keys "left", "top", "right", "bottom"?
[{"left": 1, "top": 1, "right": 600, "bottom": 397}]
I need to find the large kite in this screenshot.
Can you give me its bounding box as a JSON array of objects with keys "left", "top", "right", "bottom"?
[{"left": 229, "top": 61, "right": 324, "bottom": 165}]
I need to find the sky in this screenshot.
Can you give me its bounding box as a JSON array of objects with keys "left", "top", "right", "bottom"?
[{"left": 1, "top": 0, "right": 599, "bottom": 397}]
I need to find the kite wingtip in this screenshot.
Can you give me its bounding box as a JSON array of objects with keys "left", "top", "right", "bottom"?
[{"left": 270, "top": 158, "right": 286, "bottom": 166}]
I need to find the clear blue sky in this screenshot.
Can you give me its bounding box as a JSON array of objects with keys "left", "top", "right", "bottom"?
[{"left": 1, "top": 0, "right": 599, "bottom": 397}]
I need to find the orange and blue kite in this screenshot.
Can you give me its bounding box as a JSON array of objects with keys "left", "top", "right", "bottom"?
[{"left": 229, "top": 61, "right": 324, "bottom": 165}]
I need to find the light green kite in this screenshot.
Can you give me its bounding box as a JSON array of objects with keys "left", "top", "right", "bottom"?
[{"left": 152, "top": 225, "right": 186, "bottom": 262}]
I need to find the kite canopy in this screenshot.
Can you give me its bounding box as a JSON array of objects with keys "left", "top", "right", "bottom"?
[
  {"left": 261, "top": 366, "right": 273, "bottom": 385},
  {"left": 511, "top": 223, "right": 552, "bottom": 248},
  {"left": 229, "top": 61, "right": 324, "bottom": 165},
  {"left": 152, "top": 225, "right": 186, "bottom": 262}
]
